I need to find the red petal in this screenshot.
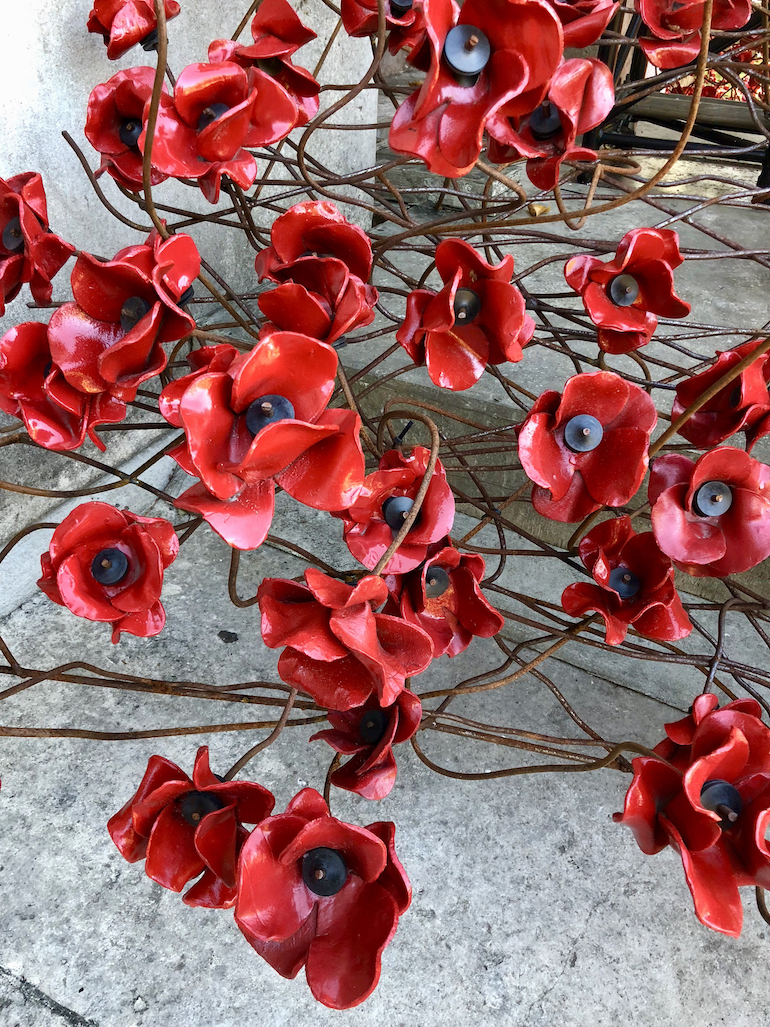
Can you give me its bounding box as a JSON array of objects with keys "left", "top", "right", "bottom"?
[{"left": 145, "top": 804, "right": 204, "bottom": 891}]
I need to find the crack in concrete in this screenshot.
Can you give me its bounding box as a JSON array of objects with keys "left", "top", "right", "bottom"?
[{"left": 0, "top": 966, "right": 99, "bottom": 1026}]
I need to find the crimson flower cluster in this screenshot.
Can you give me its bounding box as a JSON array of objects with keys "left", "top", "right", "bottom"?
[
  {"left": 87, "top": 0, "right": 180, "bottom": 60},
  {"left": 638, "top": 0, "right": 752, "bottom": 69}
]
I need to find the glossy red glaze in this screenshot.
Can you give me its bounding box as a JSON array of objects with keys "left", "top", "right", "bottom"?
[
  {"left": 638, "top": 0, "right": 752, "bottom": 69},
  {"left": 37, "top": 501, "right": 179, "bottom": 642},
  {"left": 87, "top": 0, "right": 181, "bottom": 60},
  {"left": 614, "top": 694, "right": 770, "bottom": 936},
  {"left": 518, "top": 371, "right": 657, "bottom": 522},
  {"left": 546, "top": 0, "right": 618, "bottom": 45},
  {"left": 235, "top": 788, "right": 410, "bottom": 1008},
  {"left": 341, "top": 0, "right": 426, "bottom": 43},
  {"left": 108, "top": 746, "right": 274, "bottom": 907}
]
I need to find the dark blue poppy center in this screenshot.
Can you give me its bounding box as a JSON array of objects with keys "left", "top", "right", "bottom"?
[
  {"left": 302, "top": 847, "right": 347, "bottom": 896},
  {"left": 91, "top": 548, "right": 129, "bottom": 586},
  {"left": 453, "top": 288, "right": 481, "bottom": 325},
  {"left": 177, "top": 790, "right": 225, "bottom": 826}
]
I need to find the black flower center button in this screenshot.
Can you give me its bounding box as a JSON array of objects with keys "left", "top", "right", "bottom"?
[
  {"left": 563, "top": 414, "right": 603, "bottom": 453},
  {"left": 608, "top": 274, "right": 640, "bottom": 307},
  {"left": 425, "top": 565, "right": 451, "bottom": 598},
  {"left": 177, "top": 790, "right": 226, "bottom": 826},
  {"left": 382, "top": 495, "right": 417, "bottom": 532},
  {"left": 2, "top": 217, "right": 24, "bottom": 254},
  {"left": 302, "top": 847, "right": 348, "bottom": 896},
  {"left": 120, "top": 295, "right": 152, "bottom": 333},
  {"left": 443, "top": 25, "right": 491, "bottom": 82},
  {"left": 119, "top": 119, "right": 143, "bottom": 149},
  {"left": 700, "top": 778, "right": 743, "bottom": 827},
  {"left": 198, "top": 103, "right": 230, "bottom": 132},
  {"left": 608, "top": 566, "right": 641, "bottom": 600},
  {"left": 453, "top": 288, "right": 481, "bottom": 325},
  {"left": 359, "top": 708, "right": 389, "bottom": 745},
  {"left": 141, "top": 28, "right": 159, "bottom": 51},
  {"left": 529, "top": 102, "right": 562, "bottom": 141},
  {"left": 245, "top": 394, "right": 296, "bottom": 436},
  {"left": 91, "top": 547, "right": 129, "bottom": 585},
  {"left": 390, "top": 0, "right": 413, "bottom": 12},
  {"left": 692, "top": 480, "right": 733, "bottom": 518}
]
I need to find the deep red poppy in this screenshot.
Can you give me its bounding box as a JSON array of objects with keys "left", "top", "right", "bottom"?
[
  {"left": 564, "top": 228, "right": 690, "bottom": 355},
  {"left": 518, "top": 371, "right": 657, "bottom": 522},
  {"left": 561, "top": 515, "right": 691, "bottom": 645},
  {"left": 341, "top": 0, "right": 427, "bottom": 52},
  {"left": 258, "top": 568, "right": 434, "bottom": 710},
  {"left": 235, "top": 788, "right": 411, "bottom": 1009},
  {"left": 37, "top": 501, "right": 179, "bottom": 642},
  {"left": 638, "top": 0, "right": 752, "bottom": 70},
  {"left": 47, "top": 230, "right": 199, "bottom": 403},
  {"left": 397, "top": 238, "right": 533, "bottom": 391},
  {"left": 335, "top": 446, "right": 455, "bottom": 574},
  {"left": 0, "top": 173, "right": 74, "bottom": 317},
  {"left": 649, "top": 448, "right": 770, "bottom": 577},
  {"left": 310, "top": 690, "right": 423, "bottom": 800},
  {"left": 545, "top": 0, "right": 618, "bottom": 45},
  {"left": 108, "top": 746, "right": 274, "bottom": 908},
  {"left": 388, "top": 0, "right": 563, "bottom": 177},
  {"left": 87, "top": 0, "right": 180, "bottom": 60},
  {"left": 0, "top": 322, "right": 125, "bottom": 451},
  {"left": 486, "top": 58, "right": 615, "bottom": 190},
  {"left": 614, "top": 693, "right": 770, "bottom": 936},
  {"left": 159, "top": 336, "right": 365, "bottom": 551}
]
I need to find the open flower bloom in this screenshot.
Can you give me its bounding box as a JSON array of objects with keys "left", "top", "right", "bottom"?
[
  {"left": 159, "top": 336, "right": 365, "bottom": 551},
  {"left": 389, "top": 0, "right": 563, "bottom": 178},
  {"left": 518, "top": 371, "right": 657, "bottom": 522},
  {"left": 671, "top": 338, "right": 770, "bottom": 450},
  {"left": 47, "top": 230, "right": 199, "bottom": 404},
  {"left": 386, "top": 546, "right": 504, "bottom": 656},
  {"left": 85, "top": 67, "right": 169, "bottom": 192},
  {"left": 486, "top": 58, "right": 614, "bottom": 190},
  {"left": 546, "top": 0, "right": 618, "bottom": 45},
  {"left": 336, "top": 446, "right": 456, "bottom": 574},
  {"left": 108, "top": 746, "right": 274, "bottom": 908},
  {"left": 341, "top": 0, "right": 426, "bottom": 49},
  {"left": 397, "top": 239, "right": 533, "bottom": 391},
  {"left": 649, "top": 448, "right": 770, "bottom": 577},
  {"left": 235, "top": 788, "right": 411, "bottom": 1009},
  {"left": 310, "top": 690, "right": 423, "bottom": 800},
  {"left": 614, "top": 694, "right": 770, "bottom": 936},
  {"left": 561, "top": 515, "right": 691, "bottom": 645},
  {"left": 0, "top": 322, "right": 125, "bottom": 451},
  {"left": 638, "top": 0, "right": 752, "bottom": 70},
  {"left": 208, "top": 0, "right": 320, "bottom": 126},
  {"left": 0, "top": 173, "right": 74, "bottom": 316},
  {"left": 144, "top": 61, "right": 297, "bottom": 202},
  {"left": 87, "top": 0, "right": 180, "bottom": 59},
  {"left": 258, "top": 568, "right": 434, "bottom": 709},
  {"left": 564, "top": 228, "right": 690, "bottom": 354},
  {"left": 37, "top": 502, "right": 179, "bottom": 642}
]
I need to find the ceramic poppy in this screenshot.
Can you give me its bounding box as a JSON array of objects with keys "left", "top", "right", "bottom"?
[
  {"left": 545, "top": 0, "right": 618, "bottom": 45},
  {"left": 397, "top": 238, "right": 533, "bottom": 391},
  {"left": 87, "top": 0, "right": 180, "bottom": 60},
  {"left": 518, "top": 371, "right": 657, "bottom": 522},
  {"left": 341, "top": 0, "right": 425, "bottom": 44},
  {"left": 638, "top": 0, "right": 752, "bottom": 70},
  {"left": 37, "top": 502, "right": 179, "bottom": 642},
  {"left": 235, "top": 788, "right": 411, "bottom": 1009},
  {"left": 108, "top": 746, "right": 274, "bottom": 908},
  {"left": 564, "top": 228, "right": 690, "bottom": 355}
]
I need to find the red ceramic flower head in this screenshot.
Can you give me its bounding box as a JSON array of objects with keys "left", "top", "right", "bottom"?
[
  {"left": 397, "top": 239, "right": 533, "bottom": 391},
  {"left": 386, "top": 545, "right": 504, "bottom": 656},
  {"left": 614, "top": 693, "right": 770, "bottom": 936},
  {"left": 208, "top": 0, "right": 321, "bottom": 126},
  {"left": 561, "top": 515, "right": 691, "bottom": 645},
  {"left": 564, "top": 228, "right": 690, "bottom": 355},
  {"left": 37, "top": 502, "right": 179, "bottom": 642},
  {"left": 0, "top": 173, "right": 74, "bottom": 316},
  {"left": 545, "top": 0, "right": 618, "bottom": 45},
  {"left": 518, "top": 371, "right": 657, "bottom": 522},
  {"left": 235, "top": 788, "right": 411, "bottom": 1009},
  {"left": 47, "top": 230, "right": 199, "bottom": 404},
  {"left": 0, "top": 322, "right": 125, "bottom": 451},
  {"left": 310, "top": 690, "right": 423, "bottom": 800},
  {"left": 388, "top": 0, "right": 564, "bottom": 178},
  {"left": 159, "top": 336, "right": 365, "bottom": 551},
  {"left": 336, "top": 446, "right": 456, "bottom": 574},
  {"left": 88, "top": 0, "right": 180, "bottom": 60},
  {"left": 108, "top": 746, "right": 274, "bottom": 908},
  {"left": 638, "top": 0, "right": 752, "bottom": 69},
  {"left": 341, "top": 0, "right": 426, "bottom": 49},
  {"left": 486, "top": 58, "right": 615, "bottom": 190},
  {"left": 258, "top": 568, "right": 434, "bottom": 710},
  {"left": 649, "top": 448, "right": 770, "bottom": 577},
  {"left": 85, "top": 67, "right": 169, "bottom": 192}
]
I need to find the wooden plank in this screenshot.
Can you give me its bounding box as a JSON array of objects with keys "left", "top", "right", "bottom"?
[{"left": 629, "top": 93, "right": 769, "bottom": 132}]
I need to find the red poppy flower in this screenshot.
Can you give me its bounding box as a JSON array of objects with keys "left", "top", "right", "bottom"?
[
  {"left": 235, "top": 788, "right": 411, "bottom": 1009},
  {"left": 0, "top": 173, "right": 74, "bottom": 316},
  {"left": 87, "top": 0, "right": 180, "bottom": 60},
  {"left": 85, "top": 67, "right": 169, "bottom": 192},
  {"left": 388, "top": 0, "right": 563, "bottom": 178},
  {"left": 614, "top": 693, "right": 770, "bottom": 936},
  {"left": 258, "top": 568, "right": 434, "bottom": 710},
  {"left": 545, "top": 0, "right": 618, "bottom": 44},
  {"left": 37, "top": 501, "right": 179, "bottom": 642},
  {"left": 486, "top": 58, "right": 615, "bottom": 190},
  {"left": 310, "top": 690, "right": 423, "bottom": 800},
  {"left": 397, "top": 239, "right": 533, "bottom": 391},
  {"left": 649, "top": 448, "right": 770, "bottom": 577},
  {"left": 638, "top": 0, "right": 752, "bottom": 70},
  {"left": 561, "top": 515, "right": 691, "bottom": 645},
  {"left": 386, "top": 545, "right": 505, "bottom": 656},
  {"left": 159, "top": 336, "right": 365, "bottom": 551},
  {"left": 108, "top": 746, "right": 274, "bottom": 908},
  {"left": 208, "top": 0, "right": 320, "bottom": 126},
  {"left": 341, "top": 0, "right": 426, "bottom": 48},
  {"left": 144, "top": 61, "right": 297, "bottom": 203},
  {"left": 47, "top": 230, "right": 199, "bottom": 404},
  {"left": 336, "top": 446, "right": 455, "bottom": 574},
  {"left": 564, "top": 228, "right": 690, "bottom": 355},
  {"left": 518, "top": 371, "right": 657, "bottom": 522},
  {"left": 0, "top": 322, "right": 125, "bottom": 451}
]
